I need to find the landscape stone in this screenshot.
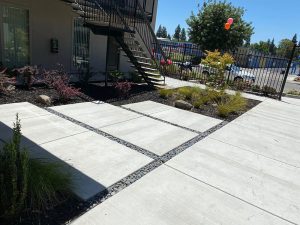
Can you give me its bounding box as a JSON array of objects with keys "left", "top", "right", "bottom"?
[{"left": 174, "top": 100, "right": 193, "bottom": 110}]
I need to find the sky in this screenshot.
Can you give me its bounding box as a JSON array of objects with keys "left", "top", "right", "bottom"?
[{"left": 156, "top": 0, "right": 300, "bottom": 44}]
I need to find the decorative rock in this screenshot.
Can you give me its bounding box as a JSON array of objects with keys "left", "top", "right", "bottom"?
[
  {"left": 37, "top": 95, "right": 51, "bottom": 105},
  {"left": 6, "top": 85, "right": 15, "bottom": 91},
  {"left": 174, "top": 100, "right": 193, "bottom": 110}
]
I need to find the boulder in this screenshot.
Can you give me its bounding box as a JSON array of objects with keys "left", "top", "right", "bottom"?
[
  {"left": 175, "top": 100, "right": 193, "bottom": 110},
  {"left": 36, "top": 95, "right": 51, "bottom": 106}
]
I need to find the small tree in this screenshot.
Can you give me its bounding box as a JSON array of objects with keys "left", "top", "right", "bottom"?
[
  {"left": 174, "top": 25, "right": 181, "bottom": 41},
  {"left": 0, "top": 115, "right": 29, "bottom": 220},
  {"left": 292, "top": 34, "right": 297, "bottom": 43},
  {"left": 277, "top": 38, "right": 297, "bottom": 58},
  {"left": 187, "top": 1, "right": 253, "bottom": 51},
  {"left": 161, "top": 26, "right": 168, "bottom": 38},
  {"left": 167, "top": 34, "right": 171, "bottom": 40},
  {"left": 202, "top": 50, "right": 234, "bottom": 88},
  {"left": 156, "top": 25, "right": 163, "bottom": 37},
  {"left": 180, "top": 28, "right": 187, "bottom": 42}
]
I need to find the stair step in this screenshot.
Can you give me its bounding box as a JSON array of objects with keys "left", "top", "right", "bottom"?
[
  {"left": 131, "top": 65, "right": 157, "bottom": 72},
  {"left": 131, "top": 60, "right": 152, "bottom": 66},
  {"left": 133, "top": 55, "right": 152, "bottom": 61},
  {"left": 135, "top": 70, "right": 161, "bottom": 77}
]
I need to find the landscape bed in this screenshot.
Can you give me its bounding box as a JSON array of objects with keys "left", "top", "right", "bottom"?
[{"left": 0, "top": 83, "right": 260, "bottom": 225}]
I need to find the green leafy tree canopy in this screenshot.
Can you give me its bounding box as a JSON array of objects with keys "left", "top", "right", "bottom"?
[{"left": 187, "top": 0, "right": 254, "bottom": 51}]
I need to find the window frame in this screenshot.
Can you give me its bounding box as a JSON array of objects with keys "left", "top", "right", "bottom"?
[{"left": 0, "top": 3, "right": 30, "bottom": 68}]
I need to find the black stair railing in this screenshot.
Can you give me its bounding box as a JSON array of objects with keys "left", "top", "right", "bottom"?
[{"left": 82, "top": 0, "right": 168, "bottom": 82}]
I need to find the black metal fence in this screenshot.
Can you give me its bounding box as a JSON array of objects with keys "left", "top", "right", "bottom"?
[{"left": 155, "top": 40, "right": 296, "bottom": 99}]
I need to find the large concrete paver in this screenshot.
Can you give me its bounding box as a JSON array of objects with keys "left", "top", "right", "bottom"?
[
  {"left": 231, "top": 111, "right": 300, "bottom": 140},
  {"left": 0, "top": 114, "right": 87, "bottom": 148},
  {"left": 167, "top": 138, "right": 300, "bottom": 224},
  {"left": 0, "top": 102, "right": 50, "bottom": 121},
  {"left": 123, "top": 101, "right": 222, "bottom": 132},
  {"left": 71, "top": 165, "right": 292, "bottom": 225},
  {"left": 209, "top": 122, "right": 300, "bottom": 168},
  {"left": 50, "top": 102, "right": 142, "bottom": 129},
  {"left": 30, "top": 131, "right": 152, "bottom": 200},
  {"left": 101, "top": 116, "right": 198, "bottom": 155}
]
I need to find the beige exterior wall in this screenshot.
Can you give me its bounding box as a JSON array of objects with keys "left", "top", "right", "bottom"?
[{"left": 0, "top": 0, "right": 158, "bottom": 79}]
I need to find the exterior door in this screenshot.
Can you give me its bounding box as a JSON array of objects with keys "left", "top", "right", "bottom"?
[
  {"left": 0, "top": 5, "right": 30, "bottom": 68},
  {"left": 107, "top": 37, "right": 120, "bottom": 71}
]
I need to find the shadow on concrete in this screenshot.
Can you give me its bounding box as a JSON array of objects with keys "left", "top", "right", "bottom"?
[{"left": 0, "top": 121, "right": 109, "bottom": 223}]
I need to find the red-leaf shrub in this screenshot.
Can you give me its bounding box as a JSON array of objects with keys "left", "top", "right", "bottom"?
[
  {"left": 115, "top": 81, "right": 132, "bottom": 98},
  {"left": 14, "top": 66, "right": 39, "bottom": 89},
  {"left": 44, "top": 68, "right": 81, "bottom": 102}
]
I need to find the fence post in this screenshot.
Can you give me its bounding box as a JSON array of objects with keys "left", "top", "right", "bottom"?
[{"left": 278, "top": 43, "right": 297, "bottom": 100}]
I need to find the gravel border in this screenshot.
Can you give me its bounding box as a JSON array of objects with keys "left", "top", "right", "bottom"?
[
  {"left": 43, "top": 104, "right": 229, "bottom": 224},
  {"left": 45, "top": 108, "right": 160, "bottom": 160},
  {"left": 119, "top": 106, "right": 202, "bottom": 134}
]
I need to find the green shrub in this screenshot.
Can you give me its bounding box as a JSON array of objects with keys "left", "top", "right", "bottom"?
[
  {"left": 130, "top": 72, "right": 143, "bottom": 83},
  {"left": 0, "top": 115, "right": 73, "bottom": 222},
  {"left": 217, "top": 93, "right": 247, "bottom": 118},
  {"left": 27, "top": 159, "right": 72, "bottom": 212},
  {"left": 177, "top": 86, "right": 201, "bottom": 100},
  {"left": 261, "top": 85, "right": 277, "bottom": 96},
  {"left": 0, "top": 115, "right": 29, "bottom": 220},
  {"left": 159, "top": 89, "right": 174, "bottom": 98},
  {"left": 110, "top": 70, "right": 123, "bottom": 83},
  {"left": 251, "top": 85, "right": 261, "bottom": 93}
]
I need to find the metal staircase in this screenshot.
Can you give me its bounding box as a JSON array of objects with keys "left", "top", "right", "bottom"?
[{"left": 63, "top": 0, "right": 168, "bottom": 86}]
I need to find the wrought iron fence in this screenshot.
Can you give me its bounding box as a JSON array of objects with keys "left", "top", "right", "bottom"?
[{"left": 155, "top": 40, "right": 296, "bottom": 99}]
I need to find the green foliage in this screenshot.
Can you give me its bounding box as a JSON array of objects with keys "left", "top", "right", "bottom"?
[
  {"left": 217, "top": 92, "right": 247, "bottom": 117},
  {"left": 180, "top": 28, "right": 187, "bottom": 42},
  {"left": 0, "top": 115, "right": 29, "bottom": 220},
  {"left": 156, "top": 25, "right": 168, "bottom": 38},
  {"left": 276, "top": 39, "right": 298, "bottom": 58},
  {"left": 251, "top": 85, "right": 261, "bottom": 93},
  {"left": 174, "top": 25, "right": 181, "bottom": 41},
  {"left": 202, "top": 50, "right": 234, "bottom": 88},
  {"left": 187, "top": 0, "right": 254, "bottom": 51},
  {"left": 130, "top": 72, "right": 143, "bottom": 83},
  {"left": 156, "top": 25, "right": 163, "bottom": 37},
  {"left": 178, "top": 86, "right": 202, "bottom": 100},
  {"left": 261, "top": 85, "right": 277, "bottom": 96},
  {"left": 250, "top": 39, "right": 275, "bottom": 54},
  {"left": 0, "top": 115, "right": 73, "bottom": 222},
  {"left": 159, "top": 89, "right": 174, "bottom": 98},
  {"left": 27, "top": 159, "right": 72, "bottom": 212},
  {"left": 110, "top": 70, "right": 124, "bottom": 83}
]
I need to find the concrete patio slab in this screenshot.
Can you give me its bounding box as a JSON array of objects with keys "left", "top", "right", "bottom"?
[
  {"left": 209, "top": 122, "right": 300, "bottom": 168},
  {"left": 0, "top": 102, "right": 50, "bottom": 121},
  {"left": 232, "top": 111, "right": 300, "bottom": 140},
  {"left": 0, "top": 114, "right": 87, "bottom": 148},
  {"left": 30, "top": 131, "right": 152, "bottom": 200},
  {"left": 123, "top": 101, "right": 222, "bottom": 132},
  {"left": 167, "top": 138, "right": 300, "bottom": 224},
  {"left": 247, "top": 99, "right": 300, "bottom": 124},
  {"left": 123, "top": 100, "right": 173, "bottom": 115},
  {"left": 71, "top": 166, "right": 292, "bottom": 225},
  {"left": 101, "top": 116, "right": 198, "bottom": 155},
  {"left": 50, "top": 102, "right": 142, "bottom": 128}
]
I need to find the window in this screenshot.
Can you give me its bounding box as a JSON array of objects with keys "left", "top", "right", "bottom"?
[
  {"left": 73, "top": 18, "right": 90, "bottom": 70},
  {"left": 0, "top": 5, "right": 30, "bottom": 68}
]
